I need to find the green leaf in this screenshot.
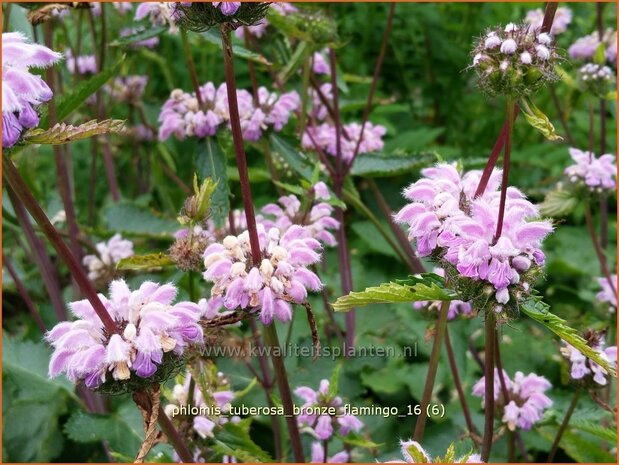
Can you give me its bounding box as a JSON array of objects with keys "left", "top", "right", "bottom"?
[
  {"left": 332, "top": 274, "right": 457, "bottom": 312},
  {"left": 202, "top": 29, "right": 270, "bottom": 65},
  {"left": 102, "top": 202, "right": 179, "bottom": 237},
  {"left": 269, "top": 134, "right": 315, "bottom": 181},
  {"left": 405, "top": 442, "right": 429, "bottom": 463},
  {"left": 2, "top": 331, "right": 77, "bottom": 403},
  {"left": 338, "top": 432, "right": 382, "bottom": 449},
  {"left": 196, "top": 137, "right": 230, "bottom": 228},
  {"left": 212, "top": 423, "right": 273, "bottom": 463},
  {"left": 593, "top": 42, "right": 606, "bottom": 66},
  {"left": 110, "top": 25, "right": 168, "bottom": 47},
  {"left": 539, "top": 188, "right": 578, "bottom": 217},
  {"left": 23, "top": 119, "right": 125, "bottom": 145},
  {"left": 570, "top": 419, "right": 617, "bottom": 443},
  {"left": 277, "top": 41, "right": 313, "bottom": 84},
  {"left": 42, "top": 55, "right": 125, "bottom": 126},
  {"left": 520, "top": 295, "right": 617, "bottom": 377},
  {"left": 227, "top": 166, "right": 271, "bottom": 183},
  {"left": 328, "top": 363, "right": 341, "bottom": 399},
  {"left": 350, "top": 151, "right": 434, "bottom": 177},
  {"left": 116, "top": 253, "right": 174, "bottom": 271},
  {"left": 384, "top": 127, "right": 445, "bottom": 152},
  {"left": 64, "top": 410, "right": 142, "bottom": 458},
  {"left": 519, "top": 97, "right": 563, "bottom": 141}
]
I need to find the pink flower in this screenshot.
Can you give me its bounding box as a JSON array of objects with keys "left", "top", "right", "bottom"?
[
  {"left": 2, "top": 32, "right": 62, "bottom": 147},
  {"left": 213, "top": 2, "right": 241, "bottom": 16},
  {"left": 302, "top": 121, "right": 387, "bottom": 162},
  {"left": 135, "top": 2, "right": 180, "bottom": 31},
  {"left": 564, "top": 147, "right": 616, "bottom": 191},
  {"left": 310, "top": 442, "right": 349, "bottom": 463},
  {"left": 472, "top": 369, "right": 552, "bottom": 431},
  {"left": 395, "top": 163, "right": 552, "bottom": 308},
  {"left": 596, "top": 274, "right": 617, "bottom": 312},
  {"left": 83, "top": 234, "right": 134, "bottom": 285},
  {"left": 202, "top": 224, "right": 323, "bottom": 325},
  {"left": 239, "top": 87, "right": 300, "bottom": 141},
  {"left": 525, "top": 7, "right": 572, "bottom": 35},
  {"left": 260, "top": 193, "right": 340, "bottom": 247},
  {"left": 106, "top": 75, "right": 148, "bottom": 104},
  {"left": 47, "top": 280, "right": 204, "bottom": 388},
  {"left": 294, "top": 378, "right": 363, "bottom": 440},
  {"left": 561, "top": 333, "right": 617, "bottom": 386}
]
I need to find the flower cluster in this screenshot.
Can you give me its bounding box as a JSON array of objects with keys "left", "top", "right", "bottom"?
[
  {"left": 92, "top": 2, "right": 133, "bottom": 17},
  {"left": 310, "top": 442, "right": 348, "bottom": 463},
  {"left": 106, "top": 75, "right": 148, "bottom": 105},
  {"left": 260, "top": 184, "right": 340, "bottom": 247},
  {"left": 302, "top": 122, "right": 387, "bottom": 163},
  {"left": 395, "top": 164, "right": 553, "bottom": 314},
  {"left": 561, "top": 331, "right": 617, "bottom": 386},
  {"left": 235, "top": 3, "right": 298, "bottom": 39},
  {"left": 597, "top": 274, "right": 617, "bottom": 313},
  {"left": 202, "top": 224, "right": 323, "bottom": 325},
  {"left": 564, "top": 148, "right": 616, "bottom": 192},
  {"left": 569, "top": 29, "right": 617, "bottom": 66},
  {"left": 159, "top": 81, "right": 297, "bottom": 142},
  {"left": 472, "top": 369, "right": 552, "bottom": 431},
  {"left": 83, "top": 234, "right": 134, "bottom": 287},
  {"left": 577, "top": 63, "right": 616, "bottom": 96},
  {"left": 413, "top": 268, "right": 473, "bottom": 320},
  {"left": 295, "top": 378, "right": 363, "bottom": 440},
  {"left": 135, "top": 2, "right": 180, "bottom": 32},
  {"left": 524, "top": 7, "right": 572, "bottom": 35},
  {"left": 65, "top": 51, "right": 97, "bottom": 75},
  {"left": 388, "top": 440, "right": 482, "bottom": 463},
  {"left": 165, "top": 371, "right": 238, "bottom": 440},
  {"left": 471, "top": 23, "right": 558, "bottom": 97},
  {"left": 158, "top": 82, "right": 229, "bottom": 140},
  {"left": 47, "top": 280, "right": 204, "bottom": 389},
  {"left": 2, "top": 32, "right": 62, "bottom": 148},
  {"left": 238, "top": 86, "right": 300, "bottom": 141}
]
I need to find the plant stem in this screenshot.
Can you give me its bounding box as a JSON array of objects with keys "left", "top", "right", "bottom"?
[
  {"left": 540, "top": 2, "right": 558, "bottom": 34},
  {"left": 262, "top": 324, "right": 305, "bottom": 462},
  {"left": 44, "top": 23, "right": 83, "bottom": 264},
  {"left": 547, "top": 388, "right": 582, "bottom": 462},
  {"left": 413, "top": 299, "right": 450, "bottom": 441},
  {"left": 220, "top": 24, "right": 261, "bottom": 264},
  {"left": 481, "top": 313, "right": 496, "bottom": 462},
  {"left": 181, "top": 27, "right": 204, "bottom": 109},
  {"left": 474, "top": 105, "right": 519, "bottom": 198},
  {"left": 250, "top": 320, "right": 283, "bottom": 461},
  {"left": 584, "top": 201, "right": 616, "bottom": 295},
  {"left": 445, "top": 327, "right": 479, "bottom": 440},
  {"left": 3, "top": 154, "right": 119, "bottom": 334},
  {"left": 157, "top": 406, "right": 194, "bottom": 462},
  {"left": 3, "top": 255, "right": 47, "bottom": 333},
  {"left": 367, "top": 179, "right": 425, "bottom": 273},
  {"left": 6, "top": 186, "right": 68, "bottom": 321},
  {"left": 329, "top": 48, "right": 343, "bottom": 177},
  {"left": 346, "top": 2, "right": 396, "bottom": 171},
  {"left": 493, "top": 99, "right": 515, "bottom": 243},
  {"left": 334, "top": 202, "right": 356, "bottom": 356}
]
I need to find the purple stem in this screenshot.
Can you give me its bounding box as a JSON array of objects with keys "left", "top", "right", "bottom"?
[
  {"left": 481, "top": 313, "right": 496, "bottom": 462},
  {"left": 3, "top": 255, "right": 47, "bottom": 333},
  {"left": 3, "top": 154, "right": 119, "bottom": 334}
]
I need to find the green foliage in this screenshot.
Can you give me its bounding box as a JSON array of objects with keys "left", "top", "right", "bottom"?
[
  {"left": 350, "top": 151, "right": 435, "bottom": 177},
  {"left": 102, "top": 202, "right": 179, "bottom": 237},
  {"left": 520, "top": 295, "right": 617, "bottom": 377},
  {"left": 23, "top": 119, "right": 125, "bottom": 145},
  {"left": 332, "top": 273, "right": 456, "bottom": 312},
  {"left": 116, "top": 253, "right": 174, "bottom": 271},
  {"left": 110, "top": 26, "right": 168, "bottom": 47},
  {"left": 539, "top": 188, "right": 579, "bottom": 218},
  {"left": 195, "top": 137, "right": 230, "bottom": 228},
  {"left": 519, "top": 96, "right": 563, "bottom": 141},
  {"left": 212, "top": 423, "right": 273, "bottom": 463}
]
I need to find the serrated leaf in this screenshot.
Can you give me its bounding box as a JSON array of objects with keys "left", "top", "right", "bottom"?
[
  {"left": 269, "top": 134, "right": 315, "bottom": 181},
  {"left": 212, "top": 423, "right": 273, "bottom": 463},
  {"left": 23, "top": 119, "right": 125, "bottom": 145},
  {"left": 521, "top": 295, "right": 617, "bottom": 377},
  {"left": 41, "top": 55, "right": 125, "bottom": 126},
  {"left": 63, "top": 410, "right": 142, "bottom": 457},
  {"left": 350, "top": 151, "right": 434, "bottom": 177},
  {"left": 202, "top": 29, "right": 270, "bottom": 65},
  {"left": 570, "top": 419, "right": 617, "bottom": 442},
  {"left": 116, "top": 253, "right": 174, "bottom": 271},
  {"left": 520, "top": 97, "right": 563, "bottom": 141},
  {"left": 539, "top": 188, "right": 578, "bottom": 217},
  {"left": 339, "top": 432, "right": 382, "bottom": 449},
  {"left": 196, "top": 137, "right": 230, "bottom": 228},
  {"left": 110, "top": 25, "right": 167, "bottom": 47},
  {"left": 332, "top": 274, "right": 457, "bottom": 312}
]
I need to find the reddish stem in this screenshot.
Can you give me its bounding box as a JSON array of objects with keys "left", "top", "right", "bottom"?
[
  {"left": 3, "top": 255, "right": 47, "bottom": 333},
  {"left": 3, "top": 154, "right": 119, "bottom": 334}
]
